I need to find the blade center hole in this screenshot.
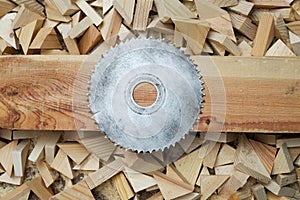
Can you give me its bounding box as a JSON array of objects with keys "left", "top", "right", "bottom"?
[{"left": 133, "top": 82, "right": 158, "bottom": 107}]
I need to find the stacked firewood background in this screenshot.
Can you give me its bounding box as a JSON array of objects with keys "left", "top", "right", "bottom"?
[{"left": 0, "top": 0, "right": 300, "bottom": 200}]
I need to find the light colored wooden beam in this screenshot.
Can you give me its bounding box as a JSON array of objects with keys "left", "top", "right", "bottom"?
[
  {"left": 0, "top": 140, "right": 18, "bottom": 176},
  {"left": 75, "top": 0, "right": 103, "bottom": 26},
  {"left": 50, "top": 149, "right": 74, "bottom": 179},
  {"left": 113, "top": 0, "right": 135, "bottom": 24},
  {"left": 112, "top": 172, "right": 135, "bottom": 200},
  {"left": 57, "top": 142, "right": 90, "bottom": 164},
  {"left": 0, "top": 55, "right": 299, "bottom": 133},
  {"left": 12, "top": 140, "right": 30, "bottom": 177},
  {"left": 133, "top": 0, "right": 153, "bottom": 31}
]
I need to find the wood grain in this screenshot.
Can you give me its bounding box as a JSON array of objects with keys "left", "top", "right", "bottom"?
[{"left": 0, "top": 55, "right": 299, "bottom": 133}]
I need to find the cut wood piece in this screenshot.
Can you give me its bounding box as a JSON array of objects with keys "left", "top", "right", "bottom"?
[
  {"left": 200, "top": 175, "right": 230, "bottom": 200},
  {"left": 12, "top": 140, "right": 30, "bottom": 177},
  {"left": 209, "top": 40, "right": 226, "bottom": 55},
  {"left": 78, "top": 24, "right": 102, "bottom": 54},
  {"left": 263, "top": 179, "right": 295, "bottom": 196},
  {"left": 148, "top": 192, "right": 164, "bottom": 200},
  {"left": 0, "top": 183, "right": 30, "bottom": 200},
  {"left": 11, "top": 0, "right": 44, "bottom": 13},
  {"left": 30, "top": 27, "right": 61, "bottom": 49},
  {"left": 64, "top": 37, "right": 80, "bottom": 55},
  {"left": 103, "top": 0, "right": 113, "bottom": 14},
  {"left": 166, "top": 164, "right": 185, "bottom": 182},
  {"left": 174, "top": 143, "right": 210, "bottom": 185},
  {"left": 203, "top": 142, "right": 221, "bottom": 168},
  {"left": 204, "top": 133, "right": 238, "bottom": 143},
  {"left": 12, "top": 4, "right": 44, "bottom": 29},
  {"left": 0, "top": 140, "right": 18, "bottom": 176},
  {"left": 194, "top": 0, "right": 228, "bottom": 20},
  {"left": 251, "top": 13, "right": 274, "bottom": 56},
  {"left": 289, "top": 31, "right": 300, "bottom": 55},
  {"left": 44, "top": 131, "right": 62, "bottom": 165},
  {"left": 215, "top": 144, "right": 236, "bottom": 167},
  {"left": 272, "top": 143, "right": 294, "bottom": 175},
  {"left": 133, "top": 0, "right": 153, "bottom": 30},
  {"left": 45, "top": 0, "right": 72, "bottom": 23},
  {"left": 229, "top": 0, "right": 254, "bottom": 16},
  {"left": 85, "top": 158, "right": 124, "bottom": 189},
  {"left": 123, "top": 167, "right": 157, "bottom": 192},
  {"left": 250, "top": 0, "right": 290, "bottom": 8},
  {"left": 37, "top": 160, "right": 56, "bottom": 188},
  {"left": 251, "top": 184, "right": 267, "bottom": 200},
  {"left": 113, "top": 0, "right": 135, "bottom": 24},
  {"left": 273, "top": 13, "right": 289, "bottom": 44},
  {"left": 19, "top": 19, "right": 43, "bottom": 55},
  {"left": 229, "top": 12, "right": 257, "bottom": 40},
  {"left": 50, "top": 181, "right": 94, "bottom": 200},
  {"left": 99, "top": 8, "right": 122, "bottom": 42},
  {"left": 50, "top": 149, "right": 74, "bottom": 179},
  {"left": 196, "top": 166, "right": 210, "bottom": 186},
  {"left": 288, "top": 147, "right": 300, "bottom": 161},
  {"left": 179, "top": 133, "right": 205, "bottom": 154},
  {"left": 218, "top": 169, "right": 249, "bottom": 199},
  {"left": 50, "top": 0, "right": 79, "bottom": 15},
  {"left": 75, "top": 0, "right": 103, "bottom": 26},
  {"left": 147, "top": 16, "right": 174, "bottom": 35},
  {"left": 79, "top": 133, "right": 116, "bottom": 162},
  {"left": 173, "top": 18, "right": 210, "bottom": 55},
  {"left": 249, "top": 139, "right": 276, "bottom": 174},
  {"left": 234, "top": 134, "right": 271, "bottom": 183},
  {"left": 0, "top": 0, "right": 16, "bottom": 18},
  {"left": 0, "top": 172, "right": 22, "bottom": 185},
  {"left": 202, "top": 42, "right": 214, "bottom": 54},
  {"left": 118, "top": 24, "right": 135, "bottom": 41},
  {"left": 57, "top": 142, "right": 89, "bottom": 164},
  {"left": 276, "top": 173, "right": 297, "bottom": 186},
  {"left": 207, "top": 0, "right": 238, "bottom": 7},
  {"left": 68, "top": 17, "right": 93, "bottom": 39},
  {"left": 207, "top": 15, "right": 237, "bottom": 42},
  {"left": 153, "top": 171, "right": 194, "bottom": 200},
  {"left": 253, "top": 134, "right": 277, "bottom": 145},
  {"left": 112, "top": 172, "right": 135, "bottom": 200},
  {"left": 174, "top": 192, "right": 200, "bottom": 200},
  {"left": 266, "top": 39, "right": 296, "bottom": 56},
  {"left": 0, "top": 13, "right": 17, "bottom": 49},
  {"left": 29, "top": 132, "right": 61, "bottom": 162},
  {"left": 154, "top": 0, "right": 196, "bottom": 23},
  {"left": 215, "top": 164, "right": 235, "bottom": 175},
  {"left": 73, "top": 154, "right": 99, "bottom": 171},
  {"left": 0, "top": 129, "right": 12, "bottom": 140},
  {"left": 207, "top": 31, "right": 241, "bottom": 55},
  {"left": 276, "top": 138, "right": 300, "bottom": 148},
  {"left": 27, "top": 176, "right": 53, "bottom": 200}
]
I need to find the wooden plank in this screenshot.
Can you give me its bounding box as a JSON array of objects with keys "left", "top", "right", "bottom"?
[
  {"left": 0, "top": 129, "right": 12, "bottom": 140},
  {"left": 250, "top": 0, "right": 290, "bottom": 8},
  {"left": 75, "top": 0, "right": 103, "bottom": 26},
  {"left": 229, "top": 12, "right": 257, "bottom": 40},
  {"left": 251, "top": 13, "right": 275, "bottom": 56},
  {"left": 276, "top": 173, "right": 297, "bottom": 186},
  {"left": 12, "top": 4, "right": 44, "bottom": 29},
  {"left": 215, "top": 143, "right": 236, "bottom": 167},
  {"left": 207, "top": 31, "right": 241, "bottom": 55},
  {"left": 133, "top": 0, "right": 153, "bottom": 31},
  {"left": 68, "top": 17, "right": 93, "bottom": 39},
  {"left": 11, "top": 0, "right": 44, "bottom": 13},
  {"left": 44, "top": 131, "right": 62, "bottom": 164},
  {"left": 234, "top": 134, "right": 271, "bottom": 183},
  {"left": 0, "top": 171, "right": 22, "bottom": 185},
  {"left": 73, "top": 154, "right": 99, "bottom": 171},
  {"left": 50, "top": 0, "right": 78, "bottom": 15},
  {"left": 276, "top": 138, "right": 300, "bottom": 148},
  {"left": 30, "top": 27, "right": 61, "bottom": 49},
  {"left": 12, "top": 140, "right": 30, "bottom": 177},
  {"left": 99, "top": 8, "right": 122, "bottom": 41},
  {"left": 228, "top": 1, "right": 254, "bottom": 16},
  {"left": 0, "top": 56, "right": 299, "bottom": 133}
]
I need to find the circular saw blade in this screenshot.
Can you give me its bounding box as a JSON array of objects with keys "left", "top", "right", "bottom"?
[{"left": 89, "top": 38, "right": 203, "bottom": 153}]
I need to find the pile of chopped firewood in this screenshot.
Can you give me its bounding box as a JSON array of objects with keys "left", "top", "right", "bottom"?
[
  {"left": 0, "top": 0, "right": 300, "bottom": 56},
  {"left": 0, "top": 0, "right": 300, "bottom": 200},
  {"left": 0, "top": 130, "right": 299, "bottom": 200}
]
